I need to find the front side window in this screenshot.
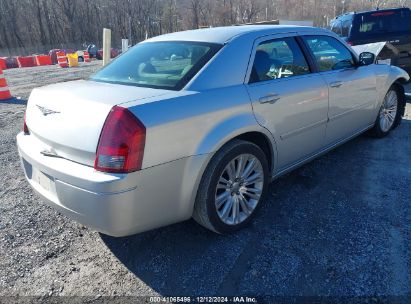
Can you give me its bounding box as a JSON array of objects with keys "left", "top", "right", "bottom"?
[
  {"left": 303, "top": 36, "right": 355, "bottom": 72},
  {"left": 90, "top": 41, "right": 222, "bottom": 90},
  {"left": 250, "top": 37, "right": 310, "bottom": 83}
]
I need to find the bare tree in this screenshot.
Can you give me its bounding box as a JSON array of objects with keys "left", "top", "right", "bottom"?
[{"left": 0, "top": 0, "right": 410, "bottom": 56}]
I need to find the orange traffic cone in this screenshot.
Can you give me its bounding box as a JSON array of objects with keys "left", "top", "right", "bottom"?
[{"left": 0, "top": 67, "right": 12, "bottom": 100}]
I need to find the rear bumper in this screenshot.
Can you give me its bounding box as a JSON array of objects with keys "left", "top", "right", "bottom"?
[{"left": 17, "top": 132, "right": 208, "bottom": 236}]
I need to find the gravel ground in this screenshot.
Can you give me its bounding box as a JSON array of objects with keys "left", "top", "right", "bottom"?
[{"left": 0, "top": 64, "right": 411, "bottom": 302}]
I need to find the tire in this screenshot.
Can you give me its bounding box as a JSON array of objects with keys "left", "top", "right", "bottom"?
[
  {"left": 193, "top": 139, "right": 270, "bottom": 234},
  {"left": 368, "top": 86, "right": 403, "bottom": 138},
  {"left": 392, "top": 85, "right": 407, "bottom": 130},
  {"left": 78, "top": 56, "right": 84, "bottom": 62}
]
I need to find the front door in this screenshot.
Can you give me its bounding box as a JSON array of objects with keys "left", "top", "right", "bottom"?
[{"left": 302, "top": 35, "right": 378, "bottom": 145}]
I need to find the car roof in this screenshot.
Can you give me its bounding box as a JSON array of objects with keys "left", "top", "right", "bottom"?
[{"left": 145, "top": 25, "right": 327, "bottom": 44}]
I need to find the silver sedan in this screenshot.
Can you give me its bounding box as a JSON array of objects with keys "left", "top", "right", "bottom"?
[{"left": 17, "top": 25, "right": 409, "bottom": 236}]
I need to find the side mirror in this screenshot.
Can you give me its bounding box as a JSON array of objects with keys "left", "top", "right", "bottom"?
[{"left": 359, "top": 52, "right": 375, "bottom": 66}]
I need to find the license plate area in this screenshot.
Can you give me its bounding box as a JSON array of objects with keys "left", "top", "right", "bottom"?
[{"left": 32, "top": 167, "right": 55, "bottom": 193}]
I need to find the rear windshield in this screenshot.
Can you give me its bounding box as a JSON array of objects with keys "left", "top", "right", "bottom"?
[
  {"left": 90, "top": 41, "right": 222, "bottom": 90},
  {"left": 352, "top": 9, "right": 411, "bottom": 36}
]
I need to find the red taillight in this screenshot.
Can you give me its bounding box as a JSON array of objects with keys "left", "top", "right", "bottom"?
[
  {"left": 23, "top": 112, "right": 29, "bottom": 134},
  {"left": 94, "top": 106, "right": 146, "bottom": 173}
]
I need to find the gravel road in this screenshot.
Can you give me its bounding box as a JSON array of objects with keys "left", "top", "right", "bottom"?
[{"left": 1, "top": 63, "right": 411, "bottom": 302}]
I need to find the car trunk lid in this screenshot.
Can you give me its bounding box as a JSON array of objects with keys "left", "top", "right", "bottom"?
[{"left": 25, "top": 80, "right": 170, "bottom": 167}]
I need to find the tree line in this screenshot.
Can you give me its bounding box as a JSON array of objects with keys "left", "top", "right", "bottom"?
[{"left": 0, "top": 0, "right": 410, "bottom": 56}]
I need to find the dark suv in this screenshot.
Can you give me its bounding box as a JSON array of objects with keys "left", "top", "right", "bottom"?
[{"left": 330, "top": 7, "right": 411, "bottom": 76}]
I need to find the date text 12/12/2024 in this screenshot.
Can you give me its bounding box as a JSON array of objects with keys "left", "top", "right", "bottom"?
[{"left": 149, "top": 296, "right": 257, "bottom": 303}]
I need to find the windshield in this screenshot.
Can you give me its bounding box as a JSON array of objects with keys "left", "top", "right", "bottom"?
[
  {"left": 90, "top": 41, "right": 222, "bottom": 90},
  {"left": 352, "top": 9, "right": 411, "bottom": 36}
]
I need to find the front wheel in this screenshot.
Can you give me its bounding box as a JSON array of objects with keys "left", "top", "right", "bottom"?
[
  {"left": 369, "top": 86, "right": 402, "bottom": 138},
  {"left": 193, "top": 140, "right": 270, "bottom": 234}
]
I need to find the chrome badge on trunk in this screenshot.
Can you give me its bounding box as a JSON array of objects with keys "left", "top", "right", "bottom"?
[{"left": 36, "top": 105, "right": 60, "bottom": 116}]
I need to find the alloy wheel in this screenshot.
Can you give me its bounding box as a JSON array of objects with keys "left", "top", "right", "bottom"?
[
  {"left": 215, "top": 154, "right": 264, "bottom": 225},
  {"left": 379, "top": 90, "right": 398, "bottom": 132}
]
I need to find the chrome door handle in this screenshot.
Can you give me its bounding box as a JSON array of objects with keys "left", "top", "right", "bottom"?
[
  {"left": 330, "top": 81, "right": 343, "bottom": 88},
  {"left": 259, "top": 94, "right": 280, "bottom": 104}
]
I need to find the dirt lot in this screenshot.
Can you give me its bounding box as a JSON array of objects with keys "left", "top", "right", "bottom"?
[{"left": 1, "top": 63, "right": 411, "bottom": 301}]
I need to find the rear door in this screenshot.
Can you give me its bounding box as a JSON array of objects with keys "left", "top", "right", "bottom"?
[
  {"left": 246, "top": 34, "right": 329, "bottom": 170},
  {"left": 301, "top": 35, "right": 378, "bottom": 145}
]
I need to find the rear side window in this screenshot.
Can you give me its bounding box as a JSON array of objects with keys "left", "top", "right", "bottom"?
[
  {"left": 250, "top": 37, "right": 310, "bottom": 83},
  {"left": 303, "top": 36, "right": 355, "bottom": 72},
  {"left": 331, "top": 21, "right": 342, "bottom": 36},
  {"left": 90, "top": 41, "right": 222, "bottom": 90},
  {"left": 352, "top": 9, "right": 411, "bottom": 36},
  {"left": 341, "top": 20, "right": 352, "bottom": 37}
]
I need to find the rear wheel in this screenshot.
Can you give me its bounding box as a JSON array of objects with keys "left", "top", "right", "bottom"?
[
  {"left": 369, "top": 86, "right": 401, "bottom": 138},
  {"left": 193, "top": 140, "right": 269, "bottom": 234}
]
